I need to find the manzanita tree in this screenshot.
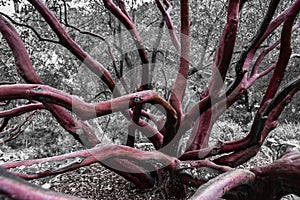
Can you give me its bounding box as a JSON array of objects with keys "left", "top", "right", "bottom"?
[{"left": 0, "top": 0, "right": 300, "bottom": 199}]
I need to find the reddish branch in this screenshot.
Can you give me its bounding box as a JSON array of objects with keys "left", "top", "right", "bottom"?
[
  {"left": 249, "top": 21, "right": 300, "bottom": 83},
  {"left": 115, "top": 0, "right": 131, "bottom": 20},
  {"left": 185, "top": 0, "right": 240, "bottom": 151},
  {"left": 204, "top": 0, "right": 293, "bottom": 123},
  {"left": 191, "top": 151, "right": 300, "bottom": 199},
  {"left": 190, "top": 169, "right": 255, "bottom": 200},
  {"left": 209, "top": 0, "right": 240, "bottom": 94},
  {"left": 1, "top": 144, "right": 233, "bottom": 191},
  {"left": 169, "top": 0, "right": 190, "bottom": 117},
  {"left": 163, "top": 0, "right": 190, "bottom": 149},
  {"left": 1, "top": 145, "right": 161, "bottom": 190},
  {"left": 155, "top": 0, "right": 180, "bottom": 52},
  {"left": 0, "top": 15, "right": 42, "bottom": 85},
  {"left": 0, "top": 84, "right": 176, "bottom": 122},
  {"left": 0, "top": 103, "right": 44, "bottom": 118},
  {"left": 1, "top": 144, "right": 176, "bottom": 189}
]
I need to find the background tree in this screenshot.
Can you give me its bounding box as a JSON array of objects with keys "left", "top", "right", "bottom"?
[{"left": 0, "top": 0, "right": 300, "bottom": 199}]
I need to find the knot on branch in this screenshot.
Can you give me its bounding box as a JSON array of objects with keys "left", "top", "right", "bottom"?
[
  {"left": 32, "top": 86, "right": 42, "bottom": 92},
  {"left": 132, "top": 95, "right": 143, "bottom": 103}
]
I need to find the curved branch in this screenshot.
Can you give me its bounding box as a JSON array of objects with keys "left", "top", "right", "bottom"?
[
  {"left": 1, "top": 144, "right": 176, "bottom": 188},
  {"left": 2, "top": 144, "right": 235, "bottom": 191},
  {"left": 0, "top": 15, "right": 42, "bottom": 84},
  {"left": 183, "top": 5, "right": 299, "bottom": 136},
  {"left": 0, "top": 84, "right": 177, "bottom": 122},
  {"left": 183, "top": 0, "right": 300, "bottom": 154},
  {"left": 0, "top": 103, "right": 44, "bottom": 118},
  {"left": 190, "top": 169, "right": 256, "bottom": 200}
]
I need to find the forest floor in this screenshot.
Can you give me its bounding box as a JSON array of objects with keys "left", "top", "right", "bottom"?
[{"left": 0, "top": 120, "right": 300, "bottom": 199}]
